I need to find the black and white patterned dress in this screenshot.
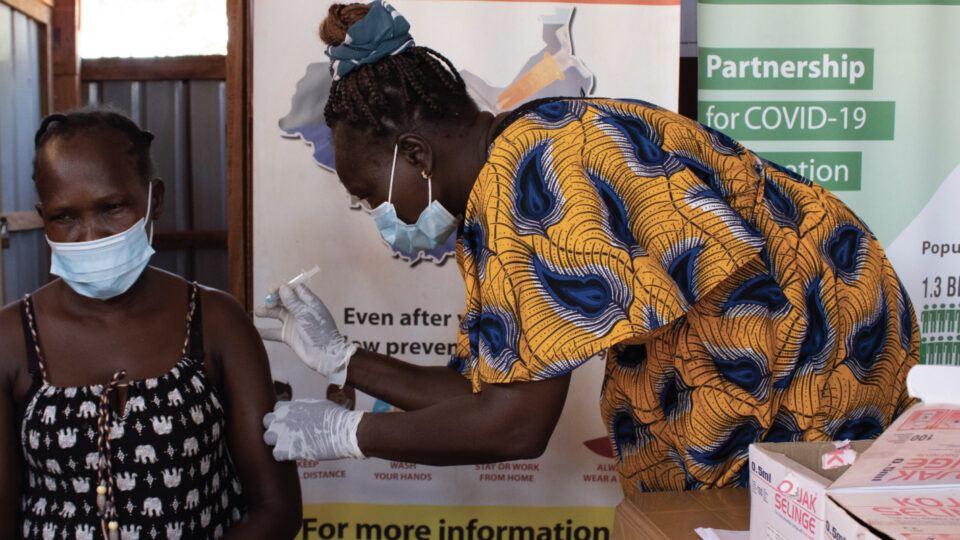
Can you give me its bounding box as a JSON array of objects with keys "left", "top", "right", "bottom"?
[{"left": 18, "top": 283, "right": 247, "bottom": 540}]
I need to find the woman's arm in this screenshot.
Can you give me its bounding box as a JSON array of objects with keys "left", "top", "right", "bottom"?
[
  {"left": 266, "top": 371, "right": 571, "bottom": 466},
  {"left": 205, "top": 290, "right": 303, "bottom": 540},
  {"left": 0, "top": 306, "right": 23, "bottom": 538},
  {"left": 258, "top": 282, "right": 571, "bottom": 464},
  {"left": 357, "top": 374, "right": 571, "bottom": 465},
  {"left": 0, "top": 375, "right": 20, "bottom": 537},
  {"left": 346, "top": 349, "right": 472, "bottom": 411}
]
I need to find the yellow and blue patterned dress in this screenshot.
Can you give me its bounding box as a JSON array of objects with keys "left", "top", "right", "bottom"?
[{"left": 449, "top": 98, "right": 919, "bottom": 495}]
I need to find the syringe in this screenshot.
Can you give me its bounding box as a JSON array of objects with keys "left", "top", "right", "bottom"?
[{"left": 264, "top": 265, "right": 320, "bottom": 308}]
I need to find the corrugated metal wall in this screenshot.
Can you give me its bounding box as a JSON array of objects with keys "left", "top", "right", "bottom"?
[
  {"left": 0, "top": 4, "right": 46, "bottom": 304},
  {"left": 83, "top": 79, "right": 229, "bottom": 290}
]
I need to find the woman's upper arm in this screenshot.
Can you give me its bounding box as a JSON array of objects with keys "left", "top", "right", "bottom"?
[
  {"left": 203, "top": 291, "right": 301, "bottom": 523},
  {"left": 0, "top": 305, "right": 24, "bottom": 536},
  {"left": 0, "top": 374, "right": 20, "bottom": 536}
]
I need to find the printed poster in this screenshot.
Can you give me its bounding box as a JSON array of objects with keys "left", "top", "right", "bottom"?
[{"left": 252, "top": 0, "right": 681, "bottom": 538}]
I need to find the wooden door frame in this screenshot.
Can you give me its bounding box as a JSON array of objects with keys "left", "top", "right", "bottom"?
[
  {"left": 226, "top": 0, "right": 253, "bottom": 310},
  {"left": 51, "top": 0, "right": 80, "bottom": 111}
]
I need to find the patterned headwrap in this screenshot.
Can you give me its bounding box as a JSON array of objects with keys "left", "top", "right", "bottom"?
[{"left": 324, "top": 0, "right": 415, "bottom": 81}]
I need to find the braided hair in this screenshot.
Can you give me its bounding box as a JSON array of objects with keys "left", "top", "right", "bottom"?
[
  {"left": 320, "top": 3, "right": 476, "bottom": 137},
  {"left": 33, "top": 109, "right": 156, "bottom": 183}
]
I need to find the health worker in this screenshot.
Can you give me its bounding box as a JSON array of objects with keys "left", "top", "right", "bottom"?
[{"left": 257, "top": 1, "right": 918, "bottom": 494}]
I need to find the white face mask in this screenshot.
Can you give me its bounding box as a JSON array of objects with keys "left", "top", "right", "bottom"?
[
  {"left": 368, "top": 145, "right": 460, "bottom": 255},
  {"left": 47, "top": 182, "right": 157, "bottom": 300}
]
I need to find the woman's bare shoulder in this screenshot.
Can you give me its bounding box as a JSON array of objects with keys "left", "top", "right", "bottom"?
[
  {"left": 196, "top": 283, "right": 248, "bottom": 320},
  {"left": 0, "top": 299, "right": 29, "bottom": 391},
  {"left": 193, "top": 283, "right": 262, "bottom": 357}
]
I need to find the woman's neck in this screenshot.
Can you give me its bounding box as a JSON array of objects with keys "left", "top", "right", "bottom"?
[
  {"left": 441, "top": 109, "right": 507, "bottom": 217},
  {"left": 54, "top": 267, "right": 156, "bottom": 318}
]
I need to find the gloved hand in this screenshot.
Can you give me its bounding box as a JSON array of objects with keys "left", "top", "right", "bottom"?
[
  {"left": 263, "top": 399, "right": 366, "bottom": 461},
  {"left": 256, "top": 283, "right": 357, "bottom": 386}
]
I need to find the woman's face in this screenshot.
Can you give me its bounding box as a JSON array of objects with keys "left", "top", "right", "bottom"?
[
  {"left": 333, "top": 127, "right": 431, "bottom": 224},
  {"left": 35, "top": 130, "right": 163, "bottom": 243}
]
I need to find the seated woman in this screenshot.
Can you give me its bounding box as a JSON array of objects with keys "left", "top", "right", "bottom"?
[{"left": 0, "top": 111, "right": 301, "bottom": 540}]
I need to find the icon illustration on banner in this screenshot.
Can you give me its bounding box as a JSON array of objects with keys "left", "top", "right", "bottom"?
[
  {"left": 583, "top": 436, "right": 615, "bottom": 459},
  {"left": 887, "top": 163, "right": 960, "bottom": 367},
  {"left": 278, "top": 7, "right": 595, "bottom": 264}
]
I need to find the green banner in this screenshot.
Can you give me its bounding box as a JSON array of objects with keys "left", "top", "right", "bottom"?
[
  {"left": 759, "top": 152, "right": 862, "bottom": 190},
  {"left": 700, "top": 48, "right": 874, "bottom": 90},
  {"left": 700, "top": 1, "right": 960, "bottom": 5},
  {"left": 699, "top": 2, "right": 960, "bottom": 364},
  {"left": 699, "top": 101, "right": 894, "bottom": 140}
]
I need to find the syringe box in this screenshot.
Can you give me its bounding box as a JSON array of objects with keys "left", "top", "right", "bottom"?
[
  {"left": 748, "top": 440, "right": 873, "bottom": 540},
  {"left": 827, "top": 402, "right": 960, "bottom": 539}
]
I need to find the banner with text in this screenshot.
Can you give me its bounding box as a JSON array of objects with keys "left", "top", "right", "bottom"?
[
  {"left": 698, "top": 0, "right": 960, "bottom": 365},
  {"left": 252, "top": 0, "right": 680, "bottom": 537}
]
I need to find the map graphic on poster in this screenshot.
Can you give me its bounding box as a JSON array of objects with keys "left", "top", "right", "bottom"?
[
  {"left": 698, "top": 0, "right": 960, "bottom": 366},
  {"left": 279, "top": 7, "right": 594, "bottom": 264}
]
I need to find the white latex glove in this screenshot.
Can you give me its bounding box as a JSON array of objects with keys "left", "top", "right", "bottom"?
[
  {"left": 256, "top": 283, "right": 357, "bottom": 386},
  {"left": 262, "top": 399, "right": 365, "bottom": 461}
]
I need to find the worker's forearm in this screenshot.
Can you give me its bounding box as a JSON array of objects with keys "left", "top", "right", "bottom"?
[
  {"left": 355, "top": 376, "right": 571, "bottom": 466},
  {"left": 356, "top": 394, "right": 537, "bottom": 465},
  {"left": 346, "top": 348, "right": 472, "bottom": 411}
]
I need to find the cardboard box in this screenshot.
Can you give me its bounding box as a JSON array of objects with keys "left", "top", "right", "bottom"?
[
  {"left": 829, "top": 404, "right": 960, "bottom": 492},
  {"left": 748, "top": 440, "right": 874, "bottom": 540},
  {"left": 825, "top": 365, "right": 960, "bottom": 540},
  {"left": 824, "top": 497, "right": 882, "bottom": 540},
  {"left": 612, "top": 488, "right": 750, "bottom": 539},
  {"left": 828, "top": 489, "right": 960, "bottom": 539}
]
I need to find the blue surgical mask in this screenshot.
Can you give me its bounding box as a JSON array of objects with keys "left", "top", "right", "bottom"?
[
  {"left": 47, "top": 182, "right": 157, "bottom": 300},
  {"left": 368, "top": 145, "right": 460, "bottom": 254}
]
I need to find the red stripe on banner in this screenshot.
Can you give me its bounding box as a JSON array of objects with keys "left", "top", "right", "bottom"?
[{"left": 420, "top": 0, "right": 680, "bottom": 5}]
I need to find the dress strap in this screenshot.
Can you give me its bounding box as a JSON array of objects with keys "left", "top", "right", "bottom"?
[
  {"left": 19, "top": 295, "right": 48, "bottom": 384},
  {"left": 95, "top": 369, "right": 127, "bottom": 537},
  {"left": 182, "top": 282, "right": 205, "bottom": 360}
]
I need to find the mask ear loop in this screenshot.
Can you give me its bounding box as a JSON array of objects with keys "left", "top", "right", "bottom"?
[
  {"left": 388, "top": 144, "right": 399, "bottom": 205},
  {"left": 145, "top": 181, "right": 155, "bottom": 244},
  {"left": 421, "top": 169, "right": 433, "bottom": 206}
]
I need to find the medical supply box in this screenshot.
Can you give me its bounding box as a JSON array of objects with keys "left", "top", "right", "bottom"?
[
  {"left": 748, "top": 439, "right": 874, "bottom": 540},
  {"left": 749, "top": 365, "right": 960, "bottom": 540},
  {"left": 825, "top": 365, "right": 960, "bottom": 539},
  {"left": 612, "top": 488, "right": 750, "bottom": 539}
]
